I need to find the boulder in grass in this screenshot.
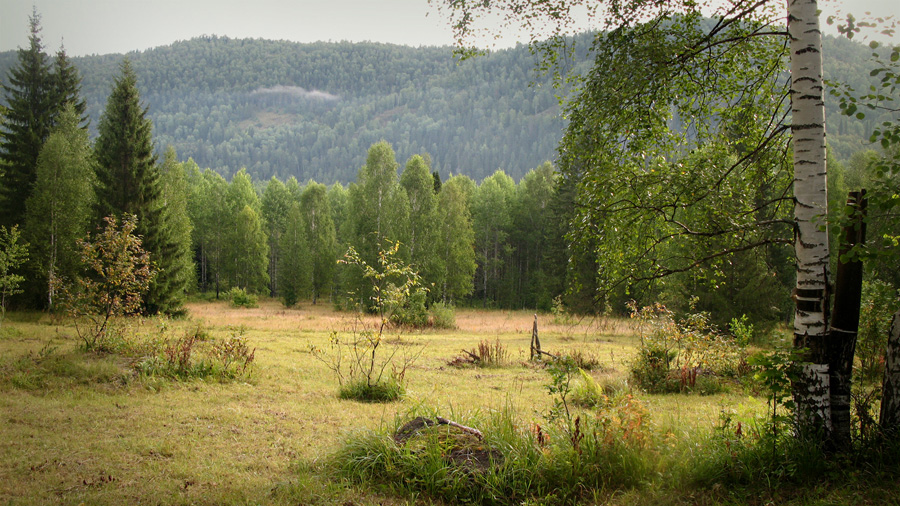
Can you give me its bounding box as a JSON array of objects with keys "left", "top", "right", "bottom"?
[{"left": 393, "top": 416, "right": 503, "bottom": 472}]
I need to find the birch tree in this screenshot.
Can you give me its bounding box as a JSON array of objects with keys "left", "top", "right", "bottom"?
[
  {"left": 438, "top": 0, "right": 834, "bottom": 439},
  {"left": 24, "top": 103, "right": 95, "bottom": 311}
]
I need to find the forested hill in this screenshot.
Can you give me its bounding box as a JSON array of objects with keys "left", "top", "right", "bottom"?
[
  {"left": 0, "top": 33, "right": 885, "bottom": 183},
  {"left": 1, "top": 37, "right": 568, "bottom": 184}
]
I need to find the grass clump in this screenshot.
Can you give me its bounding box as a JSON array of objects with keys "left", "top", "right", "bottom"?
[
  {"left": 134, "top": 325, "right": 256, "bottom": 381},
  {"left": 338, "top": 376, "right": 404, "bottom": 403}
]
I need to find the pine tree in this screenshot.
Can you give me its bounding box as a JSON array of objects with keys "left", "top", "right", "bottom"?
[
  {"left": 0, "top": 9, "right": 55, "bottom": 228},
  {"left": 24, "top": 103, "right": 95, "bottom": 311}
]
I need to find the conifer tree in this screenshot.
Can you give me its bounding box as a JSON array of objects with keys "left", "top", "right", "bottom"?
[
  {"left": 24, "top": 103, "right": 95, "bottom": 311},
  {"left": 0, "top": 9, "right": 55, "bottom": 228},
  {"left": 148, "top": 147, "right": 195, "bottom": 315},
  {"left": 94, "top": 59, "right": 185, "bottom": 314},
  {"left": 51, "top": 46, "right": 88, "bottom": 128}
]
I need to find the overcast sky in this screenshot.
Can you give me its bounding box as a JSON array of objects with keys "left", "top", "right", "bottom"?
[{"left": 1, "top": 0, "right": 897, "bottom": 57}]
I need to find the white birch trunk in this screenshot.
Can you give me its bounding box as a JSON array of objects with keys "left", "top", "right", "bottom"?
[{"left": 789, "top": 0, "right": 831, "bottom": 431}]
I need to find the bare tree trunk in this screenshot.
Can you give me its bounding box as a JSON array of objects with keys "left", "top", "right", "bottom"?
[
  {"left": 880, "top": 310, "right": 900, "bottom": 434},
  {"left": 827, "top": 191, "right": 867, "bottom": 450},
  {"left": 789, "top": 0, "right": 832, "bottom": 436}
]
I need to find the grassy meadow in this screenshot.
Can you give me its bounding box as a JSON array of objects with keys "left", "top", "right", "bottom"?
[{"left": 1, "top": 300, "right": 894, "bottom": 505}]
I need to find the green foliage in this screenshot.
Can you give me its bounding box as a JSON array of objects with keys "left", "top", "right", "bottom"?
[
  {"left": 729, "top": 314, "right": 754, "bottom": 347},
  {"left": 337, "top": 376, "right": 404, "bottom": 403},
  {"left": 545, "top": 356, "right": 578, "bottom": 423},
  {"left": 24, "top": 103, "right": 95, "bottom": 311},
  {"left": 856, "top": 280, "right": 900, "bottom": 382},
  {"left": 434, "top": 175, "right": 477, "bottom": 303},
  {"left": 147, "top": 146, "right": 195, "bottom": 315},
  {"left": 0, "top": 225, "right": 29, "bottom": 325},
  {"left": 0, "top": 10, "right": 56, "bottom": 228},
  {"left": 226, "top": 287, "right": 258, "bottom": 308},
  {"left": 64, "top": 215, "right": 156, "bottom": 352},
  {"left": 428, "top": 301, "right": 457, "bottom": 329},
  {"left": 278, "top": 201, "right": 311, "bottom": 307},
  {"left": 312, "top": 241, "right": 425, "bottom": 401},
  {"left": 331, "top": 402, "right": 653, "bottom": 505},
  {"left": 747, "top": 348, "right": 802, "bottom": 452},
  {"left": 300, "top": 181, "right": 338, "bottom": 304},
  {"left": 627, "top": 300, "right": 747, "bottom": 394}
]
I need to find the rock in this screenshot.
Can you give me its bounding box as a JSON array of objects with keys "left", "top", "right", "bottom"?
[{"left": 392, "top": 416, "right": 503, "bottom": 471}]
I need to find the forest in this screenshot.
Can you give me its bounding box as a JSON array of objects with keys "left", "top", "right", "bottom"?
[
  {"left": 1, "top": 2, "right": 900, "bottom": 504},
  {"left": 0, "top": 30, "right": 891, "bottom": 185},
  {"left": 0, "top": 16, "right": 895, "bottom": 325}
]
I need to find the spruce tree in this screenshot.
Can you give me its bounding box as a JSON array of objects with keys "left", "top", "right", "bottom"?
[
  {"left": 148, "top": 147, "right": 195, "bottom": 315},
  {"left": 0, "top": 9, "right": 55, "bottom": 228},
  {"left": 94, "top": 59, "right": 185, "bottom": 314},
  {"left": 51, "top": 46, "right": 88, "bottom": 128}
]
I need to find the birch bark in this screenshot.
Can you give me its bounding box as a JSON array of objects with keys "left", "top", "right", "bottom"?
[{"left": 788, "top": 0, "right": 832, "bottom": 433}]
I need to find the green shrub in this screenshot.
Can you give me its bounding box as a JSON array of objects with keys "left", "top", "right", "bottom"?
[
  {"left": 389, "top": 288, "right": 428, "bottom": 327},
  {"left": 627, "top": 300, "right": 746, "bottom": 394},
  {"left": 857, "top": 280, "right": 900, "bottom": 382},
  {"left": 226, "top": 287, "right": 258, "bottom": 308},
  {"left": 429, "top": 301, "right": 457, "bottom": 329}
]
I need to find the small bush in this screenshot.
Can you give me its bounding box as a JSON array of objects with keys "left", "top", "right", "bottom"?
[
  {"left": 390, "top": 288, "right": 428, "bottom": 327},
  {"left": 227, "top": 287, "right": 258, "bottom": 308},
  {"left": 429, "top": 301, "right": 457, "bottom": 329},
  {"left": 628, "top": 300, "right": 747, "bottom": 394}
]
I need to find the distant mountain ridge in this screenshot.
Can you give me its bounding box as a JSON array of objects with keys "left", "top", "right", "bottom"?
[{"left": 0, "top": 33, "right": 886, "bottom": 183}]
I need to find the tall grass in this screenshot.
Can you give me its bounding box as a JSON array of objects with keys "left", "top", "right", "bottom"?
[{"left": 331, "top": 402, "right": 656, "bottom": 505}]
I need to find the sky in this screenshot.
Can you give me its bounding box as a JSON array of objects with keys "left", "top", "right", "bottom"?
[{"left": 0, "top": 0, "right": 897, "bottom": 57}]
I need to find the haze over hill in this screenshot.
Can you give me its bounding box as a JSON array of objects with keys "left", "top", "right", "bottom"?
[{"left": 0, "top": 33, "right": 889, "bottom": 184}]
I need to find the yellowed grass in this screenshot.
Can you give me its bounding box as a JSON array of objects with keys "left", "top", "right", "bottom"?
[{"left": 0, "top": 301, "right": 763, "bottom": 505}]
